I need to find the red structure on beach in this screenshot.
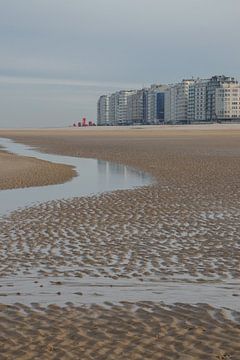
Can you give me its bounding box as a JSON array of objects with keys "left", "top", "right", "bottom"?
[
  {"left": 72, "top": 117, "right": 96, "bottom": 127},
  {"left": 82, "top": 117, "right": 87, "bottom": 127}
]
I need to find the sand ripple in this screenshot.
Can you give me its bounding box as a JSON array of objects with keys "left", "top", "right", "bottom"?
[
  {"left": 0, "top": 186, "right": 240, "bottom": 281},
  {"left": 0, "top": 302, "right": 240, "bottom": 359}
]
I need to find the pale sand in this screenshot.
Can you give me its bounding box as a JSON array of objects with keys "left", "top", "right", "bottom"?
[{"left": 0, "top": 124, "right": 240, "bottom": 359}]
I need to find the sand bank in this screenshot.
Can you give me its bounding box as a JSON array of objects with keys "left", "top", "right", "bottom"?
[{"left": 0, "top": 147, "right": 76, "bottom": 190}]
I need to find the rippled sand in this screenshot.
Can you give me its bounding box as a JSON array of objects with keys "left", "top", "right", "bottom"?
[
  {"left": 1, "top": 302, "right": 239, "bottom": 360},
  {"left": 0, "top": 124, "right": 240, "bottom": 359}
]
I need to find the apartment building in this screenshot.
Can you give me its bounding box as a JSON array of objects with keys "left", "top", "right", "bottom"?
[
  {"left": 188, "top": 79, "right": 208, "bottom": 122},
  {"left": 115, "top": 90, "right": 136, "bottom": 125},
  {"left": 165, "top": 79, "right": 195, "bottom": 123},
  {"left": 206, "top": 75, "right": 239, "bottom": 121},
  {"left": 97, "top": 75, "right": 240, "bottom": 125},
  {"left": 147, "top": 84, "right": 168, "bottom": 123},
  {"left": 104, "top": 90, "right": 136, "bottom": 125},
  {"left": 126, "top": 89, "right": 148, "bottom": 124},
  {"left": 109, "top": 93, "right": 117, "bottom": 125},
  {"left": 97, "top": 85, "right": 168, "bottom": 126},
  {"left": 215, "top": 82, "right": 240, "bottom": 120},
  {"left": 97, "top": 95, "right": 110, "bottom": 125},
  {"left": 188, "top": 75, "right": 240, "bottom": 122}
]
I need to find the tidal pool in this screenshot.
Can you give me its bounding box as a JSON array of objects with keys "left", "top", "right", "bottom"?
[{"left": 0, "top": 138, "right": 153, "bottom": 216}]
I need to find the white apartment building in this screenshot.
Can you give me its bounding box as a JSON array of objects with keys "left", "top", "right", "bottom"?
[
  {"left": 206, "top": 76, "right": 238, "bottom": 121},
  {"left": 115, "top": 90, "right": 136, "bottom": 124},
  {"left": 165, "top": 79, "right": 195, "bottom": 123},
  {"left": 188, "top": 79, "right": 208, "bottom": 122},
  {"left": 97, "top": 95, "right": 110, "bottom": 125},
  {"left": 164, "top": 86, "right": 177, "bottom": 123},
  {"left": 109, "top": 93, "right": 117, "bottom": 125},
  {"left": 188, "top": 75, "right": 240, "bottom": 122},
  {"left": 99, "top": 90, "right": 136, "bottom": 125},
  {"left": 126, "top": 89, "right": 147, "bottom": 124},
  {"left": 97, "top": 75, "right": 240, "bottom": 126},
  {"left": 215, "top": 82, "right": 240, "bottom": 120}
]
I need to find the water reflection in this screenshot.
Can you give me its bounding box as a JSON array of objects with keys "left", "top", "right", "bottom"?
[{"left": 0, "top": 138, "right": 153, "bottom": 216}]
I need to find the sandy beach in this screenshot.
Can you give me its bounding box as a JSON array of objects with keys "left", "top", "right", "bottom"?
[{"left": 0, "top": 124, "right": 240, "bottom": 359}]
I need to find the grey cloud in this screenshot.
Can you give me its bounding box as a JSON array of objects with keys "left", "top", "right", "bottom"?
[{"left": 0, "top": 0, "right": 239, "bottom": 127}]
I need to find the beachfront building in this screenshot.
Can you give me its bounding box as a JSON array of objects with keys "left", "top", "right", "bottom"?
[
  {"left": 165, "top": 79, "right": 195, "bottom": 123},
  {"left": 97, "top": 75, "right": 240, "bottom": 125},
  {"left": 206, "top": 75, "right": 240, "bottom": 121},
  {"left": 187, "top": 75, "right": 240, "bottom": 122},
  {"left": 215, "top": 81, "right": 240, "bottom": 121},
  {"left": 98, "top": 86, "right": 168, "bottom": 126},
  {"left": 115, "top": 90, "right": 136, "bottom": 125},
  {"left": 98, "top": 91, "right": 135, "bottom": 125},
  {"left": 104, "top": 90, "right": 137, "bottom": 125},
  {"left": 188, "top": 79, "right": 208, "bottom": 122},
  {"left": 125, "top": 84, "right": 169, "bottom": 125},
  {"left": 147, "top": 84, "right": 169, "bottom": 124},
  {"left": 97, "top": 95, "right": 110, "bottom": 125},
  {"left": 109, "top": 93, "right": 117, "bottom": 125},
  {"left": 126, "top": 89, "right": 148, "bottom": 124}
]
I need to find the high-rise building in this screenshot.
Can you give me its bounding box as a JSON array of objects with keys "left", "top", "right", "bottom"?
[
  {"left": 147, "top": 84, "right": 169, "bottom": 124},
  {"left": 188, "top": 75, "right": 240, "bottom": 122},
  {"left": 104, "top": 90, "right": 137, "bottom": 125},
  {"left": 109, "top": 93, "right": 117, "bottom": 125},
  {"left": 165, "top": 79, "right": 195, "bottom": 123},
  {"left": 215, "top": 81, "right": 240, "bottom": 121},
  {"left": 97, "top": 95, "right": 110, "bottom": 125},
  {"left": 206, "top": 75, "right": 239, "bottom": 121},
  {"left": 115, "top": 90, "right": 136, "bottom": 125},
  {"left": 188, "top": 79, "right": 208, "bottom": 122},
  {"left": 126, "top": 89, "right": 148, "bottom": 124},
  {"left": 97, "top": 75, "right": 240, "bottom": 125}
]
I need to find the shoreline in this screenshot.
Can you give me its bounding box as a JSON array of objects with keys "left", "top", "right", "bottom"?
[{"left": 1, "top": 122, "right": 240, "bottom": 131}]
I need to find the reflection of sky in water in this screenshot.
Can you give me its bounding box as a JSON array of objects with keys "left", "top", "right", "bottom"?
[{"left": 0, "top": 138, "right": 153, "bottom": 217}]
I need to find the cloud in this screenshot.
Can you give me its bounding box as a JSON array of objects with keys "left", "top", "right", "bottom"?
[
  {"left": 0, "top": 0, "right": 240, "bottom": 127},
  {"left": 0, "top": 75, "right": 141, "bottom": 90}
]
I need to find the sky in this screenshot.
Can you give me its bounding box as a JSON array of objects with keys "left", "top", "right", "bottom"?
[{"left": 0, "top": 0, "right": 240, "bottom": 128}]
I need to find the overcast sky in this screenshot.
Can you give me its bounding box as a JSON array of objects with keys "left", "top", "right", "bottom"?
[{"left": 0, "top": 0, "right": 240, "bottom": 128}]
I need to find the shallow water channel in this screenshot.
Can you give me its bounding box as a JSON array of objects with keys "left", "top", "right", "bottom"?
[{"left": 0, "top": 137, "right": 153, "bottom": 216}]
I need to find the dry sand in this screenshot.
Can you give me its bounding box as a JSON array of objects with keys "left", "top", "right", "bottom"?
[
  {"left": 0, "top": 124, "right": 240, "bottom": 359},
  {"left": 0, "top": 148, "right": 76, "bottom": 190}
]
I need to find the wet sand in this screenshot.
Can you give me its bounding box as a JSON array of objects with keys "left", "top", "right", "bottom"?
[
  {"left": 0, "top": 124, "right": 240, "bottom": 359},
  {"left": 1, "top": 302, "right": 239, "bottom": 360}
]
